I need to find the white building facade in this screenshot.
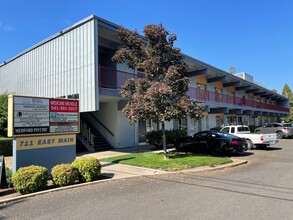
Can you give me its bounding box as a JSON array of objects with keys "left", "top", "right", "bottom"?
[{"left": 0, "top": 15, "right": 290, "bottom": 151}]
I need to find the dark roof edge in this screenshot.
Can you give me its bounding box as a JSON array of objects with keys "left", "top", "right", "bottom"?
[
  {"left": 0, "top": 15, "right": 287, "bottom": 101},
  {"left": 183, "top": 53, "right": 287, "bottom": 100}
]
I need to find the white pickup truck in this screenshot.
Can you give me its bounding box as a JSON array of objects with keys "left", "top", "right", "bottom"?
[{"left": 220, "top": 125, "right": 278, "bottom": 149}]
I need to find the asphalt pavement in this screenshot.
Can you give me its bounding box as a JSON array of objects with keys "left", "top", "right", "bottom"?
[
  {"left": 0, "top": 145, "right": 247, "bottom": 203},
  {"left": 1, "top": 140, "right": 292, "bottom": 219}
]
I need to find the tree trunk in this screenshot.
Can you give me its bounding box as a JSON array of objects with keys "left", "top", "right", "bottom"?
[{"left": 161, "top": 122, "right": 168, "bottom": 160}]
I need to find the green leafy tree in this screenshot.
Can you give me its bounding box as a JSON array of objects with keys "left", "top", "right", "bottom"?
[
  {"left": 282, "top": 84, "right": 293, "bottom": 102},
  {"left": 112, "top": 24, "right": 204, "bottom": 159},
  {"left": 271, "top": 89, "right": 278, "bottom": 94},
  {"left": 282, "top": 84, "right": 293, "bottom": 122},
  {"left": 0, "top": 93, "right": 8, "bottom": 137}
]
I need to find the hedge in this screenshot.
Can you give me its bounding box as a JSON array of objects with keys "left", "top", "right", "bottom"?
[
  {"left": 146, "top": 129, "right": 187, "bottom": 148},
  {"left": 0, "top": 138, "right": 12, "bottom": 156}
]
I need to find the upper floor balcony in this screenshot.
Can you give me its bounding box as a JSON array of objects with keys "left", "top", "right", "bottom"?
[{"left": 99, "top": 65, "right": 290, "bottom": 114}]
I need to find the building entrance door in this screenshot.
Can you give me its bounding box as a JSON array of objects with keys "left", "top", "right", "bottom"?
[
  {"left": 198, "top": 119, "right": 202, "bottom": 132},
  {"left": 138, "top": 119, "right": 147, "bottom": 142}
]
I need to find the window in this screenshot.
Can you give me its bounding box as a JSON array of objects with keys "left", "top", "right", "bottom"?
[
  {"left": 228, "top": 116, "right": 237, "bottom": 125},
  {"left": 221, "top": 127, "right": 229, "bottom": 133},
  {"left": 197, "top": 83, "right": 207, "bottom": 90},
  {"left": 264, "top": 123, "right": 272, "bottom": 127},
  {"left": 194, "top": 132, "right": 208, "bottom": 139},
  {"left": 146, "top": 119, "right": 152, "bottom": 132},
  {"left": 178, "top": 118, "right": 187, "bottom": 130},
  {"left": 231, "top": 127, "right": 235, "bottom": 133},
  {"left": 237, "top": 127, "right": 249, "bottom": 132},
  {"left": 216, "top": 116, "right": 223, "bottom": 127}
]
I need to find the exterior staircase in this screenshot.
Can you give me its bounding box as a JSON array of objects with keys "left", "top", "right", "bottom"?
[
  {"left": 78, "top": 117, "right": 112, "bottom": 152},
  {"left": 92, "top": 130, "right": 112, "bottom": 151}
]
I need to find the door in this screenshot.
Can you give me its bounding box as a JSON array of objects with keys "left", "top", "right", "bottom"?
[
  {"left": 193, "top": 131, "right": 208, "bottom": 152},
  {"left": 138, "top": 119, "right": 147, "bottom": 142},
  {"left": 198, "top": 119, "right": 202, "bottom": 132}
]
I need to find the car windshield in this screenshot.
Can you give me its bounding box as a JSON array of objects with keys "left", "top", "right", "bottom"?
[{"left": 283, "top": 123, "right": 292, "bottom": 127}]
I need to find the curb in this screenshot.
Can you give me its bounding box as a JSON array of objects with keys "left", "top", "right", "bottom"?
[
  {"left": 171, "top": 158, "right": 248, "bottom": 174},
  {"left": 0, "top": 159, "right": 247, "bottom": 205}
]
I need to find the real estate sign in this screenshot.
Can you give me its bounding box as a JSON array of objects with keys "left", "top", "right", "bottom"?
[{"left": 8, "top": 95, "right": 79, "bottom": 136}]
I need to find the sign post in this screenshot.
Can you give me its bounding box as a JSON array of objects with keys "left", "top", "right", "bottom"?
[{"left": 0, "top": 156, "right": 7, "bottom": 188}]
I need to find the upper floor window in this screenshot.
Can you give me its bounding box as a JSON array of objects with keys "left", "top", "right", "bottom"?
[
  {"left": 215, "top": 87, "right": 222, "bottom": 93},
  {"left": 196, "top": 83, "right": 207, "bottom": 90}
]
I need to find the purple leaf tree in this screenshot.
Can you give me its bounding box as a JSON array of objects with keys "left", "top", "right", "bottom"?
[{"left": 113, "top": 24, "right": 205, "bottom": 159}]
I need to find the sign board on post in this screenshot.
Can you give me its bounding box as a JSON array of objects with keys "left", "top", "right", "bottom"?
[
  {"left": 8, "top": 95, "right": 80, "bottom": 172},
  {"left": 8, "top": 96, "right": 79, "bottom": 136}
]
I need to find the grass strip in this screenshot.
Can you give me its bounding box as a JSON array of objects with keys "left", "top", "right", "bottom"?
[{"left": 101, "top": 152, "right": 232, "bottom": 171}]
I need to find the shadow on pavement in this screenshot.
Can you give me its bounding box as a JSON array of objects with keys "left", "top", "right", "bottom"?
[
  {"left": 255, "top": 147, "right": 282, "bottom": 151},
  {"left": 231, "top": 151, "right": 254, "bottom": 157}
]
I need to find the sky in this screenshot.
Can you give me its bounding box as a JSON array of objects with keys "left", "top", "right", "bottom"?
[{"left": 0, "top": 0, "right": 292, "bottom": 94}]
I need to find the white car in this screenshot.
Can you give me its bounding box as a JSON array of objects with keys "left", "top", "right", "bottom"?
[{"left": 220, "top": 125, "right": 278, "bottom": 150}]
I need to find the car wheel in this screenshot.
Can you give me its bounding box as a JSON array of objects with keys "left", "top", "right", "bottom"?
[
  {"left": 276, "top": 131, "right": 283, "bottom": 139},
  {"left": 255, "top": 130, "right": 261, "bottom": 134},
  {"left": 246, "top": 139, "right": 254, "bottom": 150}
]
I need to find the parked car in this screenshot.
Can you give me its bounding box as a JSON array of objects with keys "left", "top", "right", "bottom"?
[
  {"left": 254, "top": 123, "right": 293, "bottom": 139},
  {"left": 174, "top": 130, "right": 248, "bottom": 155},
  {"left": 220, "top": 125, "right": 277, "bottom": 149}
]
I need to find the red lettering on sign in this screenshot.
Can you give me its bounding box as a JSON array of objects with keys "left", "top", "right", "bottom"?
[{"left": 50, "top": 99, "right": 79, "bottom": 112}]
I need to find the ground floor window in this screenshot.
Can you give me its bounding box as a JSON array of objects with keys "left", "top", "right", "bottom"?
[
  {"left": 238, "top": 116, "right": 243, "bottom": 125},
  {"left": 227, "top": 116, "right": 237, "bottom": 125},
  {"left": 216, "top": 116, "right": 224, "bottom": 127},
  {"left": 178, "top": 117, "right": 187, "bottom": 130},
  {"left": 146, "top": 119, "right": 152, "bottom": 132}
]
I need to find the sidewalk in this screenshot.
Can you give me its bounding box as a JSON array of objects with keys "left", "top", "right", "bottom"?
[
  {"left": 77, "top": 145, "right": 169, "bottom": 179},
  {"left": 0, "top": 145, "right": 247, "bottom": 204}
]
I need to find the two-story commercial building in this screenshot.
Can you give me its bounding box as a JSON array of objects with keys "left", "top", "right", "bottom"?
[{"left": 0, "top": 15, "right": 290, "bottom": 152}]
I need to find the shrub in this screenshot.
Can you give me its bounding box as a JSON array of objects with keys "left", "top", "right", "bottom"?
[
  {"left": 166, "top": 129, "right": 187, "bottom": 144},
  {"left": 249, "top": 125, "right": 257, "bottom": 133},
  {"left": 146, "top": 129, "right": 187, "bottom": 148},
  {"left": 146, "top": 130, "right": 163, "bottom": 147},
  {"left": 5, "top": 167, "right": 13, "bottom": 188},
  {"left": 0, "top": 138, "right": 12, "bottom": 156},
  {"left": 71, "top": 157, "right": 101, "bottom": 182},
  {"left": 12, "top": 165, "right": 48, "bottom": 194},
  {"left": 51, "top": 163, "right": 78, "bottom": 187}
]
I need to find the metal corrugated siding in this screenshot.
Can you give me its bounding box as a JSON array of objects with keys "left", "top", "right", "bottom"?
[{"left": 0, "top": 19, "right": 97, "bottom": 112}]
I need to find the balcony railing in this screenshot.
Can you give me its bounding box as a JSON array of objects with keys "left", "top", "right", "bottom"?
[
  {"left": 99, "top": 65, "right": 141, "bottom": 89},
  {"left": 195, "top": 88, "right": 289, "bottom": 113},
  {"left": 99, "top": 65, "right": 289, "bottom": 113}
]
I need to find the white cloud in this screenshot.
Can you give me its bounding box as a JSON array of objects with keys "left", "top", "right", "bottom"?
[
  {"left": 0, "top": 21, "right": 16, "bottom": 32},
  {"left": 2, "top": 24, "right": 16, "bottom": 32},
  {"left": 64, "top": 19, "right": 72, "bottom": 25}
]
